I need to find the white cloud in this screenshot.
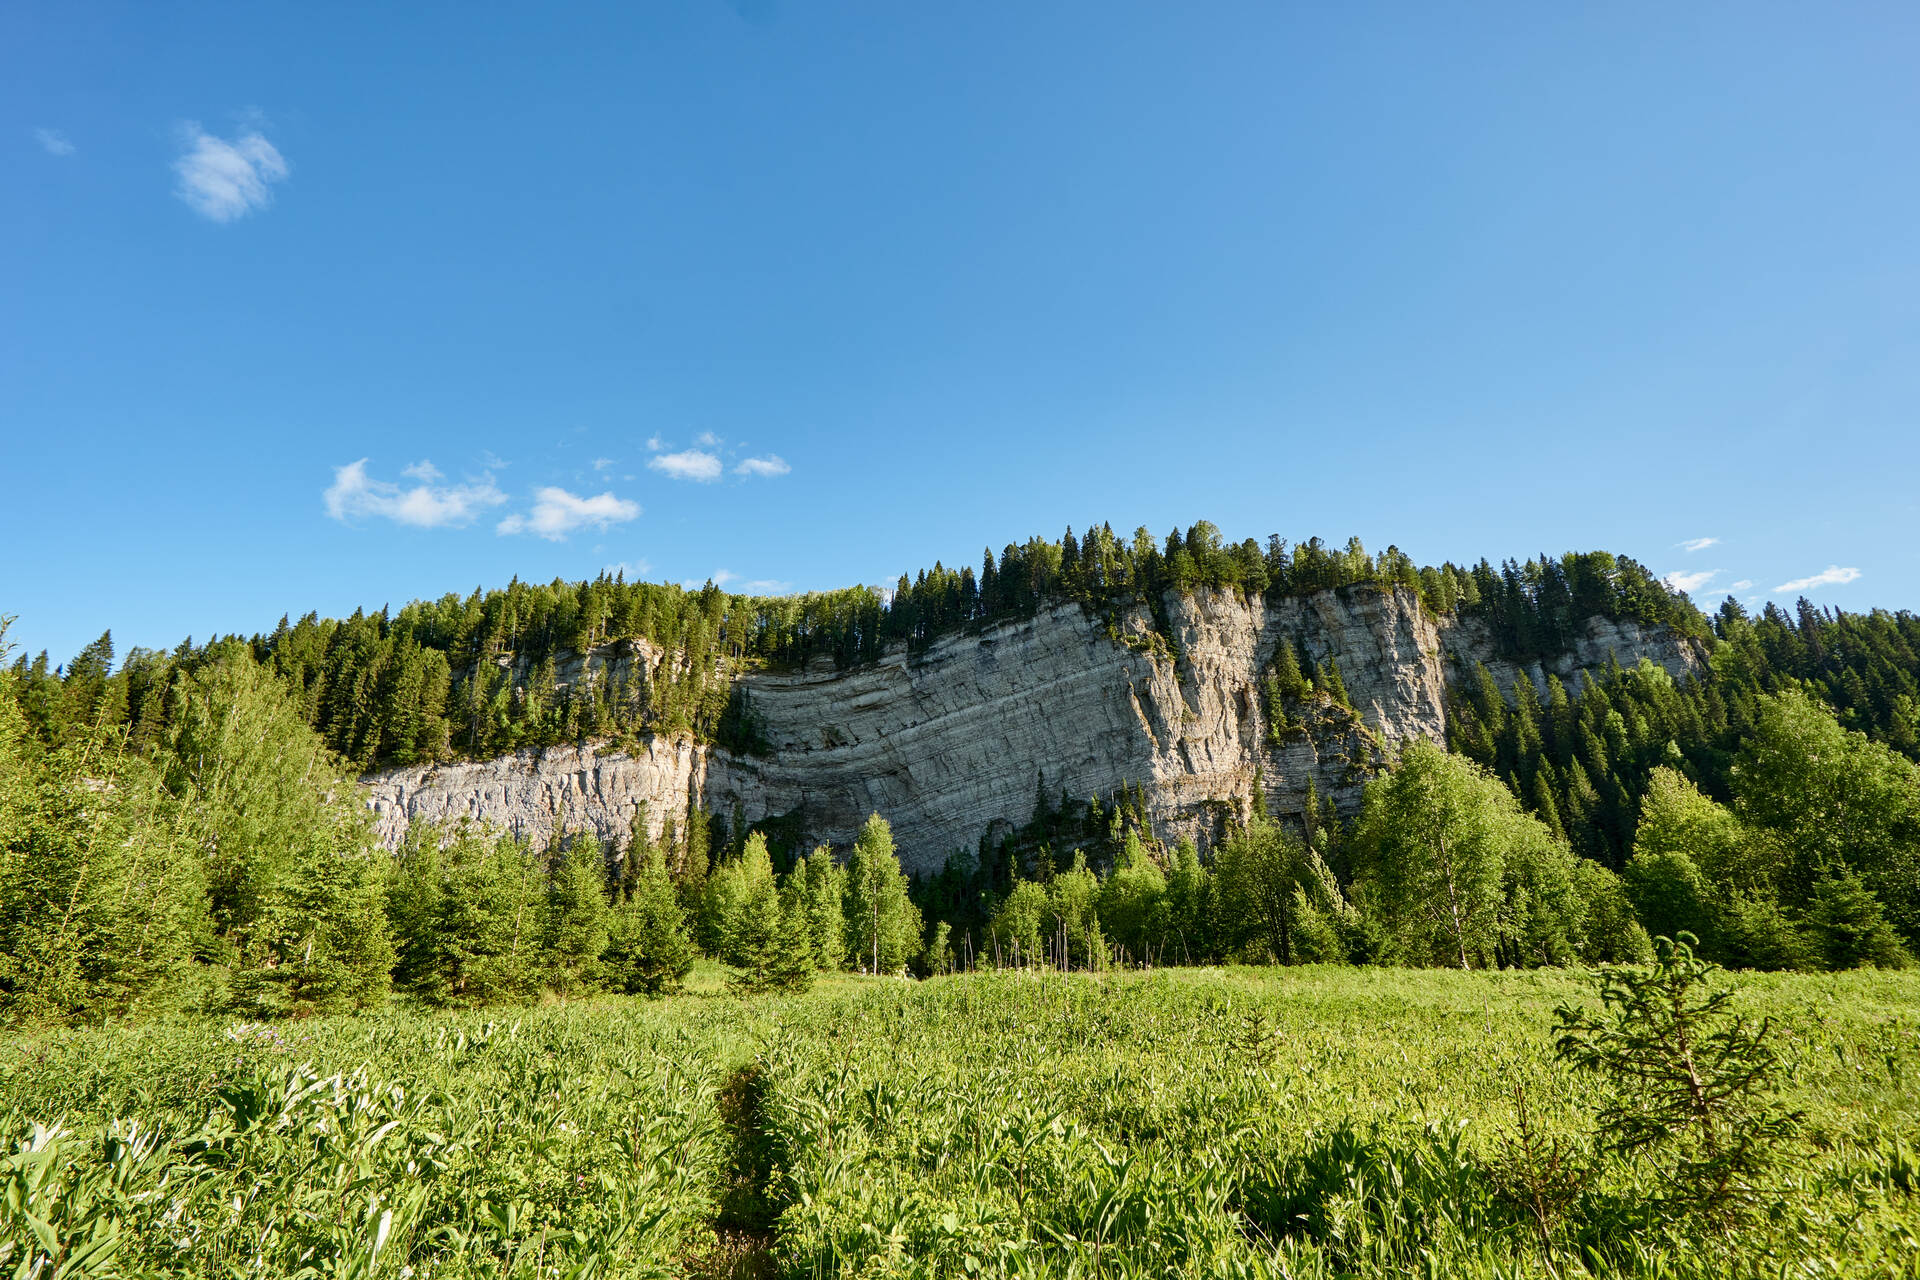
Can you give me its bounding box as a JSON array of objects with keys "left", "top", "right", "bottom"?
[
  {"left": 401, "top": 459, "right": 442, "bottom": 482},
  {"left": 695, "top": 430, "right": 721, "bottom": 446},
  {"left": 645, "top": 435, "right": 667, "bottom": 451},
  {"left": 497, "top": 486, "right": 640, "bottom": 540},
  {"left": 648, "top": 449, "right": 723, "bottom": 482},
  {"left": 324, "top": 459, "right": 506, "bottom": 528},
  {"left": 1661, "top": 568, "right": 1719, "bottom": 594},
  {"left": 592, "top": 457, "right": 615, "bottom": 471},
  {"left": 1774, "top": 566, "right": 1861, "bottom": 593},
  {"left": 173, "top": 123, "right": 288, "bottom": 222},
  {"left": 1730, "top": 580, "right": 1754, "bottom": 591},
  {"left": 734, "top": 454, "right": 791, "bottom": 478},
  {"left": 605, "top": 559, "right": 652, "bottom": 580},
  {"left": 1677, "top": 536, "right": 1719, "bottom": 553},
  {"left": 34, "top": 128, "right": 74, "bottom": 156},
  {"left": 685, "top": 569, "right": 791, "bottom": 594},
  {"left": 481, "top": 449, "right": 510, "bottom": 469}
]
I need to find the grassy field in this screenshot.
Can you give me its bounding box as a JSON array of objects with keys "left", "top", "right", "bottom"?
[{"left": 5, "top": 963, "right": 1917, "bottom": 1279}]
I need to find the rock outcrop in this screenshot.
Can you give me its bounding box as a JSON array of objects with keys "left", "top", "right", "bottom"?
[{"left": 363, "top": 586, "right": 1704, "bottom": 874}]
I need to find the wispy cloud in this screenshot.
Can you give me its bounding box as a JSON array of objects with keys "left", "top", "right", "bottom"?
[
  {"left": 734, "top": 454, "right": 790, "bottom": 478},
  {"left": 497, "top": 487, "right": 640, "bottom": 540},
  {"left": 604, "top": 559, "right": 652, "bottom": 580},
  {"left": 34, "top": 128, "right": 74, "bottom": 157},
  {"left": 591, "top": 457, "right": 615, "bottom": 471},
  {"left": 695, "top": 430, "right": 721, "bottom": 447},
  {"left": 645, "top": 435, "right": 666, "bottom": 451},
  {"left": 688, "top": 569, "right": 792, "bottom": 594},
  {"left": 173, "top": 122, "right": 288, "bottom": 222},
  {"left": 648, "top": 449, "right": 723, "bottom": 482},
  {"left": 324, "top": 459, "right": 506, "bottom": 528},
  {"left": 1729, "top": 580, "right": 1754, "bottom": 591},
  {"left": 1775, "top": 566, "right": 1861, "bottom": 593},
  {"left": 1677, "top": 536, "right": 1719, "bottom": 553},
  {"left": 1661, "top": 568, "right": 1719, "bottom": 594}
]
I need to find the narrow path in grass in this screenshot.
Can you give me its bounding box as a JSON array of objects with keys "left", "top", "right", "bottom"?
[{"left": 688, "top": 1063, "right": 781, "bottom": 1279}]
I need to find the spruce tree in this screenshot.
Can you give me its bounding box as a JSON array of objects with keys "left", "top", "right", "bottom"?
[
  {"left": 801, "top": 845, "right": 846, "bottom": 969},
  {"left": 1554, "top": 936, "right": 1803, "bottom": 1228},
  {"left": 734, "top": 873, "right": 816, "bottom": 995},
  {"left": 603, "top": 843, "right": 696, "bottom": 996},
  {"left": 542, "top": 833, "right": 610, "bottom": 997}
]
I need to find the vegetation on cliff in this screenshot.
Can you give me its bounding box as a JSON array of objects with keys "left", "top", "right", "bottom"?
[
  {"left": 3, "top": 522, "right": 1917, "bottom": 1027},
  {"left": 11, "top": 524, "right": 1701, "bottom": 770}
]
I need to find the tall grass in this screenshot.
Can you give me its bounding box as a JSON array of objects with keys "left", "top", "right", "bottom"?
[{"left": 4, "top": 965, "right": 1916, "bottom": 1278}]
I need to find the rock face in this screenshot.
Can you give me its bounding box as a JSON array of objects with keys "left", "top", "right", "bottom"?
[{"left": 363, "top": 587, "right": 1704, "bottom": 874}]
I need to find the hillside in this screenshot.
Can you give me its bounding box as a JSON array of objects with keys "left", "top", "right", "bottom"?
[
  {"left": 15, "top": 522, "right": 1919, "bottom": 885},
  {"left": 363, "top": 581, "right": 1702, "bottom": 876}
]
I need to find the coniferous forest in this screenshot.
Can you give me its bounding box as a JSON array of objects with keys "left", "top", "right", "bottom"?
[{"left": 4, "top": 524, "right": 1918, "bottom": 1029}]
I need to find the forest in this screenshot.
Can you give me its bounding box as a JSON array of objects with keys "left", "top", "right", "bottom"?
[
  {"left": 2, "top": 523, "right": 1917, "bottom": 1028},
  {"left": 8, "top": 525, "right": 1702, "bottom": 770}
]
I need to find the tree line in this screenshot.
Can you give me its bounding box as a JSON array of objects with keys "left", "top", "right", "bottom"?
[
  {"left": 5, "top": 560, "right": 1915, "bottom": 1026},
  {"left": 0, "top": 616, "right": 935, "bottom": 1025},
  {"left": 9, "top": 528, "right": 1701, "bottom": 773}
]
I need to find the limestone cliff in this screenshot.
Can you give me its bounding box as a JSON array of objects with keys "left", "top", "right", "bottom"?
[{"left": 363, "top": 586, "right": 1704, "bottom": 874}]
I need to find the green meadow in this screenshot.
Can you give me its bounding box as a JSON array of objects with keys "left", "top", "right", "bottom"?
[{"left": 6, "top": 963, "right": 1917, "bottom": 1279}]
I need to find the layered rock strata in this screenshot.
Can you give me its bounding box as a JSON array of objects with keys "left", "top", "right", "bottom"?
[{"left": 363, "top": 586, "right": 1703, "bottom": 874}]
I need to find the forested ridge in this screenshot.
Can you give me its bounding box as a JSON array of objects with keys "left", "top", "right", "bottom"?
[
  {"left": 4, "top": 522, "right": 1918, "bottom": 1030},
  {"left": 12, "top": 522, "right": 1700, "bottom": 771}
]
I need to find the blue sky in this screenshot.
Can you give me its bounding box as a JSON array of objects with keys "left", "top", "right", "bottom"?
[{"left": 6, "top": 2, "right": 1918, "bottom": 666}]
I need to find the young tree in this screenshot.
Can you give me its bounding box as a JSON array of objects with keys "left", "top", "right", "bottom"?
[
  {"left": 733, "top": 871, "right": 818, "bottom": 995},
  {"left": 1733, "top": 691, "right": 1920, "bottom": 943},
  {"left": 542, "top": 833, "right": 610, "bottom": 997},
  {"left": 1634, "top": 767, "right": 1779, "bottom": 897},
  {"left": 603, "top": 840, "right": 696, "bottom": 996},
  {"left": 1496, "top": 825, "right": 1590, "bottom": 967},
  {"left": 1213, "top": 816, "right": 1321, "bottom": 963},
  {"left": 1352, "top": 740, "right": 1530, "bottom": 969},
  {"left": 0, "top": 641, "right": 209, "bottom": 1025},
  {"left": 1801, "top": 869, "right": 1912, "bottom": 970},
  {"left": 387, "top": 823, "right": 545, "bottom": 1007},
  {"left": 702, "top": 831, "right": 779, "bottom": 965},
  {"left": 1163, "top": 838, "right": 1214, "bottom": 964},
  {"left": 1047, "top": 851, "right": 1106, "bottom": 970},
  {"left": 1572, "top": 860, "right": 1653, "bottom": 964},
  {"left": 989, "top": 879, "right": 1049, "bottom": 967},
  {"left": 165, "top": 654, "right": 392, "bottom": 1014},
  {"left": 845, "top": 814, "right": 922, "bottom": 974},
  {"left": 800, "top": 845, "right": 846, "bottom": 969},
  {"left": 1622, "top": 849, "right": 1719, "bottom": 958},
  {"left": 1554, "top": 936, "right": 1802, "bottom": 1227},
  {"left": 1096, "top": 828, "right": 1167, "bottom": 961}
]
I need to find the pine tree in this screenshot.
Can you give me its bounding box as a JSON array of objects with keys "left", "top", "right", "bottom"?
[
  {"left": 387, "top": 825, "right": 543, "bottom": 1008},
  {"left": 704, "top": 831, "right": 779, "bottom": 965},
  {"left": 801, "top": 845, "right": 846, "bottom": 969},
  {"left": 542, "top": 833, "right": 610, "bottom": 996},
  {"left": 603, "top": 842, "right": 696, "bottom": 996},
  {"left": 0, "top": 659, "right": 210, "bottom": 1025},
  {"left": 734, "top": 873, "right": 816, "bottom": 995},
  {"left": 1319, "top": 656, "right": 1352, "bottom": 708},
  {"left": 1802, "top": 869, "right": 1911, "bottom": 970}
]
